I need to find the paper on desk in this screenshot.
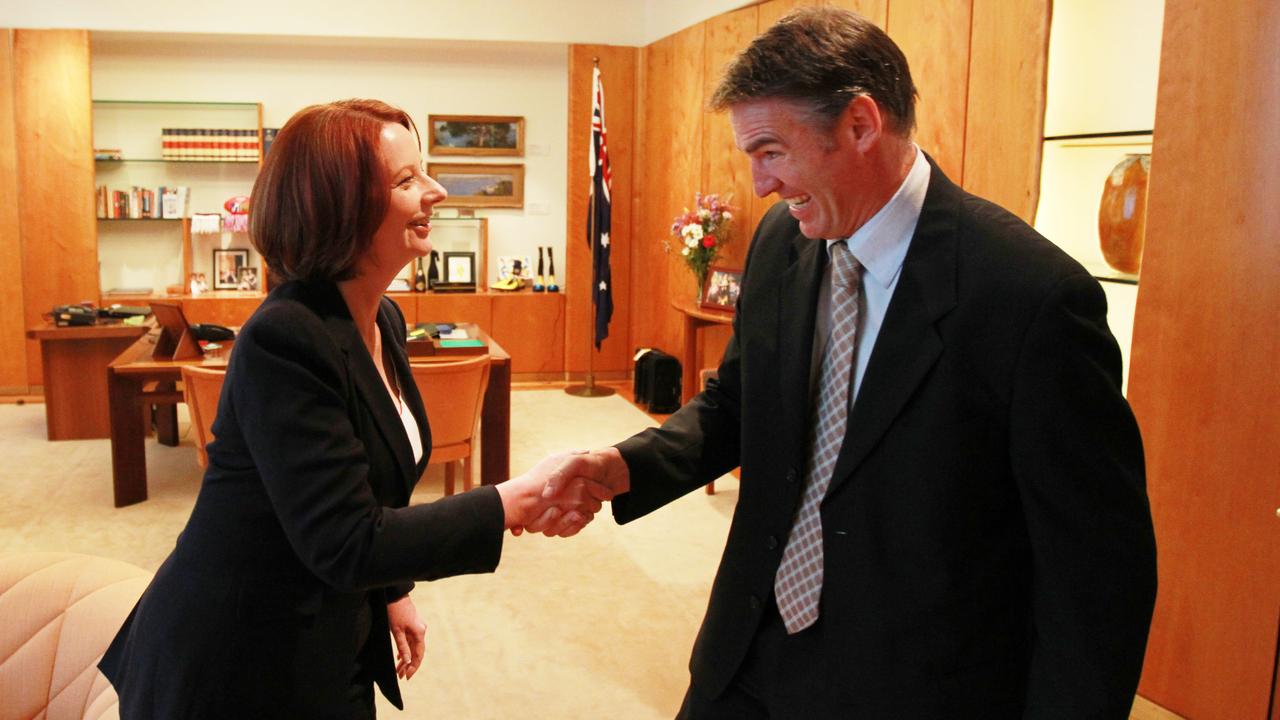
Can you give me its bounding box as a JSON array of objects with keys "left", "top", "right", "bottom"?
[{"left": 441, "top": 328, "right": 469, "bottom": 340}]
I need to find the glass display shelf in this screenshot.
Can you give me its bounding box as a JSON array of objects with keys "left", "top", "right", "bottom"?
[
  {"left": 98, "top": 217, "right": 182, "bottom": 222},
  {"left": 1036, "top": 130, "right": 1153, "bottom": 288},
  {"left": 1042, "top": 129, "right": 1153, "bottom": 142},
  {"left": 92, "top": 100, "right": 263, "bottom": 297},
  {"left": 92, "top": 99, "right": 260, "bottom": 108},
  {"left": 1094, "top": 272, "right": 1139, "bottom": 286},
  {"left": 96, "top": 158, "right": 260, "bottom": 164}
]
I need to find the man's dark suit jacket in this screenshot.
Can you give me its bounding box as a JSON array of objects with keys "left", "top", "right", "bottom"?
[
  {"left": 100, "top": 280, "right": 505, "bottom": 718},
  {"left": 613, "top": 160, "right": 1158, "bottom": 717}
]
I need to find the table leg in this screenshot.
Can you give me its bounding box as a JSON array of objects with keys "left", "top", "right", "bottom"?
[
  {"left": 108, "top": 370, "right": 148, "bottom": 507},
  {"left": 682, "top": 315, "right": 699, "bottom": 405},
  {"left": 480, "top": 361, "right": 511, "bottom": 486},
  {"left": 154, "top": 380, "right": 179, "bottom": 446}
]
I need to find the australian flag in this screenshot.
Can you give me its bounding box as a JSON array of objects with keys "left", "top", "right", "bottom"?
[{"left": 588, "top": 65, "right": 613, "bottom": 349}]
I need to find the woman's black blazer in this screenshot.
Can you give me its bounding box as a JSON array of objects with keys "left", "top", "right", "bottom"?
[{"left": 100, "top": 279, "right": 505, "bottom": 717}]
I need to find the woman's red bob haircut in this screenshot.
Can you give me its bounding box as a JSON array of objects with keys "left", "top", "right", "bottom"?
[{"left": 250, "top": 99, "right": 417, "bottom": 283}]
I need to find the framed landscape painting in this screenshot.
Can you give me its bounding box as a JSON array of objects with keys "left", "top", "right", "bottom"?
[
  {"left": 427, "top": 163, "right": 525, "bottom": 208},
  {"left": 428, "top": 115, "right": 524, "bottom": 156}
]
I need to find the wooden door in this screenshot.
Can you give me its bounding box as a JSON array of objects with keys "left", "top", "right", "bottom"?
[
  {"left": 13, "top": 30, "right": 97, "bottom": 388},
  {"left": 1127, "top": 0, "right": 1280, "bottom": 717}
]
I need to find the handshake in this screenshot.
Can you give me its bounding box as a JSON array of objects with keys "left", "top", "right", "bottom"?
[{"left": 495, "top": 448, "right": 630, "bottom": 537}]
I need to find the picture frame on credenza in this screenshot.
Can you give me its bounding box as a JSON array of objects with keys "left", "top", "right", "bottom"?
[
  {"left": 700, "top": 265, "right": 743, "bottom": 314},
  {"left": 213, "top": 248, "right": 249, "bottom": 290}
]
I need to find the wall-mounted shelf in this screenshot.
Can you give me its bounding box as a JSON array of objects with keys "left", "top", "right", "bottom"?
[
  {"left": 97, "top": 217, "right": 183, "bottom": 222},
  {"left": 1095, "top": 273, "right": 1139, "bottom": 286},
  {"left": 92, "top": 99, "right": 264, "bottom": 301},
  {"left": 1035, "top": 130, "right": 1153, "bottom": 285},
  {"left": 96, "top": 158, "right": 260, "bottom": 164}
]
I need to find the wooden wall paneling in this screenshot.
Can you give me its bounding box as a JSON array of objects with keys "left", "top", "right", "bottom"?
[
  {"left": 698, "top": 6, "right": 760, "bottom": 376},
  {"left": 634, "top": 25, "right": 706, "bottom": 359},
  {"left": 14, "top": 29, "right": 98, "bottom": 387},
  {"left": 418, "top": 293, "right": 493, "bottom": 334},
  {"left": 1129, "top": 0, "right": 1280, "bottom": 716},
  {"left": 565, "top": 44, "right": 637, "bottom": 376},
  {"left": 757, "top": 0, "right": 887, "bottom": 31},
  {"left": 757, "top": 0, "right": 802, "bottom": 30},
  {"left": 839, "top": 0, "right": 888, "bottom": 28},
  {"left": 0, "top": 29, "right": 29, "bottom": 393},
  {"left": 961, "top": 0, "right": 1049, "bottom": 223},
  {"left": 702, "top": 6, "right": 758, "bottom": 273},
  {"left": 886, "top": 0, "right": 973, "bottom": 183},
  {"left": 491, "top": 293, "right": 565, "bottom": 375}
]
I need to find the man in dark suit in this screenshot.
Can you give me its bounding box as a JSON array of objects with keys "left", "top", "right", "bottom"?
[{"left": 549, "top": 7, "right": 1157, "bottom": 718}]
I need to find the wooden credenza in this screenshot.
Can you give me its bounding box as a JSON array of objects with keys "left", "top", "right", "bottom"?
[{"left": 98, "top": 289, "right": 566, "bottom": 378}]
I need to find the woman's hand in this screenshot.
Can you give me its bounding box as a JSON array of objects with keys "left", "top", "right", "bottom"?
[
  {"left": 496, "top": 452, "right": 610, "bottom": 537},
  {"left": 387, "top": 595, "right": 427, "bottom": 680}
]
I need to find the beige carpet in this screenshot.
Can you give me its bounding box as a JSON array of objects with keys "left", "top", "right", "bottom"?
[
  {"left": 0, "top": 390, "right": 739, "bottom": 719},
  {"left": 0, "top": 391, "right": 1180, "bottom": 719}
]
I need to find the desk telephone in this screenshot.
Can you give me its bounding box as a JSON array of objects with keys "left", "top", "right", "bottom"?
[
  {"left": 51, "top": 304, "right": 96, "bottom": 327},
  {"left": 190, "top": 323, "right": 235, "bottom": 342},
  {"left": 51, "top": 303, "right": 153, "bottom": 327}
]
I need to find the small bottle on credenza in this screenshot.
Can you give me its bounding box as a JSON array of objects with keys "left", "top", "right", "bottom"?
[
  {"left": 427, "top": 250, "right": 440, "bottom": 289},
  {"left": 413, "top": 258, "right": 428, "bottom": 293}
]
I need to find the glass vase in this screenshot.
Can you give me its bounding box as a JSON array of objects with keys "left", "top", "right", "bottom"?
[{"left": 1098, "top": 153, "right": 1151, "bottom": 274}]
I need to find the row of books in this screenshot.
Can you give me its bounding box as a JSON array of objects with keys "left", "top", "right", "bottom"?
[
  {"left": 161, "top": 129, "right": 260, "bottom": 161},
  {"left": 96, "top": 185, "right": 190, "bottom": 219}
]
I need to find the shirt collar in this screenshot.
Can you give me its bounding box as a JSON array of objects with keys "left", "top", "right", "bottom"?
[{"left": 826, "top": 146, "right": 930, "bottom": 288}]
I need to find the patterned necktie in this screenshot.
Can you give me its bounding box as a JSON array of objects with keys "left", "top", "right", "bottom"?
[{"left": 774, "top": 240, "right": 862, "bottom": 634}]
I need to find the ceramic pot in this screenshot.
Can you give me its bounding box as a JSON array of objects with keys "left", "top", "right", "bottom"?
[{"left": 1098, "top": 153, "right": 1151, "bottom": 274}]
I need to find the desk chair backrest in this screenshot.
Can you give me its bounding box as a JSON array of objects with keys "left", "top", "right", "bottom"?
[
  {"left": 180, "top": 365, "right": 227, "bottom": 468},
  {"left": 409, "top": 355, "right": 491, "bottom": 494}
]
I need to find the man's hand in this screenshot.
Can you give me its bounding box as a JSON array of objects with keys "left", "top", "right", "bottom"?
[
  {"left": 495, "top": 452, "right": 613, "bottom": 537},
  {"left": 515, "top": 448, "right": 631, "bottom": 536}
]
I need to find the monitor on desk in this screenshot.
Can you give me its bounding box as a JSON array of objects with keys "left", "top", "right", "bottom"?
[{"left": 149, "top": 300, "right": 202, "bottom": 361}]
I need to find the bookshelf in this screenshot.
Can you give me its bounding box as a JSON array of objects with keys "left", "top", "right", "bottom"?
[{"left": 92, "top": 100, "right": 264, "bottom": 303}]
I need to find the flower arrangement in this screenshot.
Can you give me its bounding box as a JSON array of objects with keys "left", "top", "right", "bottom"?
[{"left": 667, "top": 193, "right": 735, "bottom": 295}]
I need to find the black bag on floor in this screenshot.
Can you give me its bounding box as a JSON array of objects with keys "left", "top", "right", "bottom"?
[{"left": 633, "top": 348, "right": 682, "bottom": 413}]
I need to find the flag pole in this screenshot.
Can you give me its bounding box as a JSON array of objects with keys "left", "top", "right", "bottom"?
[{"left": 566, "top": 57, "right": 616, "bottom": 398}]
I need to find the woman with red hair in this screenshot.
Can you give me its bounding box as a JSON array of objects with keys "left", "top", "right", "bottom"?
[{"left": 99, "top": 100, "right": 603, "bottom": 719}]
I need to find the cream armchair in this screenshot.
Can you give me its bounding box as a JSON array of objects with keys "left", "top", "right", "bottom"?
[{"left": 0, "top": 552, "right": 150, "bottom": 720}]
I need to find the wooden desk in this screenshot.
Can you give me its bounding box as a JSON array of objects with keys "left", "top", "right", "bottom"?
[
  {"left": 106, "top": 326, "right": 511, "bottom": 507},
  {"left": 27, "top": 322, "right": 150, "bottom": 440},
  {"left": 670, "top": 298, "right": 734, "bottom": 404},
  {"left": 407, "top": 324, "right": 511, "bottom": 496}
]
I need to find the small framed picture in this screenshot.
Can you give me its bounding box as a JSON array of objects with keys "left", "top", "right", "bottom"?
[
  {"left": 427, "top": 115, "right": 524, "bottom": 156},
  {"left": 700, "top": 266, "right": 743, "bottom": 313},
  {"left": 427, "top": 163, "right": 524, "bottom": 208},
  {"left": 236, "top": 266, "right": 260, "bottom": 291},
  {"left": 213, "top": 249, "right": 249, "bottom": 290},
  {"left": 443, "top": 251, "right": 476, "bottom": 285}
]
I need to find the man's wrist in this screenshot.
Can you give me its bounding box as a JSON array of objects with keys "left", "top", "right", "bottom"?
[{"left": 596, "top": 446, "right": 631, "bottom": 495}]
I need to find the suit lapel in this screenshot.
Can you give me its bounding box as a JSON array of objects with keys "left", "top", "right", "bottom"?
[
  {"left": 323, "top": 293, "right": 418, "bottom": 500},
  {"left": 778, "top": 233, "right": 826, "bottom": 463},
  {"left": 826, "top": 160, "right": 961, "bottom": 495}
]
